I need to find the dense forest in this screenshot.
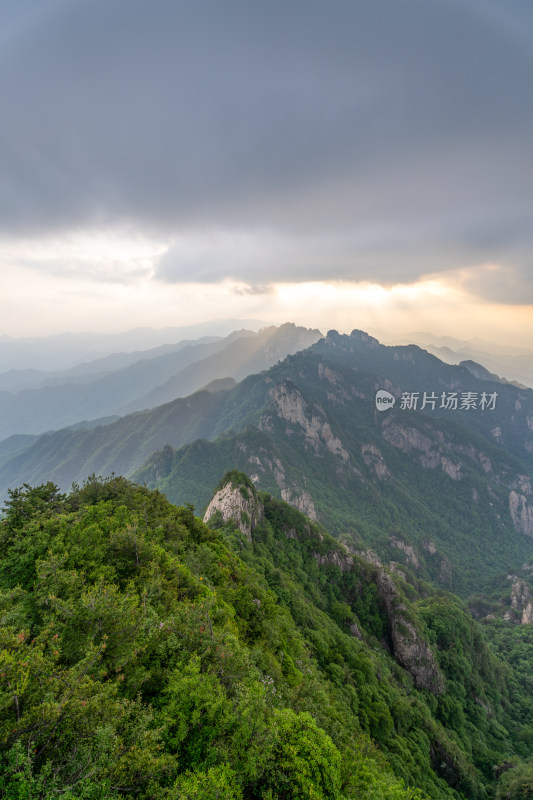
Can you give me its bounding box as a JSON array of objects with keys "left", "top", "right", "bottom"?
[{"left": 0, "top": 474, "right": 532, "bottom": 799}]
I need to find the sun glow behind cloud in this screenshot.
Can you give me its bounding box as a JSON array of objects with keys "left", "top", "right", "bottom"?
[
  {"left": 0, "top": 228, "right": 531, "bottom": 347},
  {"left": 271, "top": 278, "right": 459, "bottom": 335}
]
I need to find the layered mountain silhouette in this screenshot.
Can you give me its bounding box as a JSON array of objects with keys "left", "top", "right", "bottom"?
[{"left": 0, "top": 323, "right": 320, "bottom": 439}]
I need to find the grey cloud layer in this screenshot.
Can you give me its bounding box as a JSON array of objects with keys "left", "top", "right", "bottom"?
[{"left": 1, "top": 0, "right": 532, "bottom": 296}]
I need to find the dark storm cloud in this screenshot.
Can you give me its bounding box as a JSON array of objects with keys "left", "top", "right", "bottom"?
[{"left": 1, "top": 0, "right": 533, "bottom": 296}]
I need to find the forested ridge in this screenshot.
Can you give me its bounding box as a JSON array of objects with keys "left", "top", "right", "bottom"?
[{"left": 0, "top": 474, "right": 532, "bottom": 799}]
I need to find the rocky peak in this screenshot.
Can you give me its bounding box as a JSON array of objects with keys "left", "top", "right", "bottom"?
[
  {"left": 203, "top": 471, "right": 263, "bottom": 543},
  {"left": 349, "top": 329, "right": 380, "bottom": 347}
]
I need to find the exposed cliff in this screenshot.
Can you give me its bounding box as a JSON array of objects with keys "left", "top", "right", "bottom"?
[
  {"left": 371, "top": 558, "right": 445, "bottom": 694},
  {"left": 505, "top": 576, "right": 533, "bottom": 625},
  {"left": 313, "top": 544, "right": 444, "bottom": 694},
  {"left": 203, "top": 471, "right": 263, "bottom": 542},
  {"left": 509, "top": 491, "right": 533, "bottom": 537},
  {"left": 268, "top": 381, "right": 350, "bottom": 463}
]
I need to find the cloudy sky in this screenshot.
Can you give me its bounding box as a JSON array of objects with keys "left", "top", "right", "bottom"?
[{"left": 1, "top": 0, "right": 532, "bottom": 344}]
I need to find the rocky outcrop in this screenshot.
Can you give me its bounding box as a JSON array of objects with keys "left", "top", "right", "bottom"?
[
  {"left": 311, "top": 544, "right": 443, "bottom": 690},
  {"left": 244, "top": 448, "right": 319, "bottom": 520},
  {"left": 270, "top": 382, "right": 349, "bottom": 463},
  {"left": 281, "top": 488, "right": 317, "bottom": 520},
  {"left": 509, "top": 491, "right": 533, "bottom": 537},
  {"left": 381, "top": 422, "right": 434, "bottom": 455},
  {"left": 491, "top": 426, "right": 503, "bottom": 442},
  {"left": 350, "top": 621, "right": 363, "bottom": 640},
  {"left": 439, "top": 557, "right": 453, "bottom": 585},
  {"left": 312, "top": 549, "right": 354, "bottom": 573},
  {"left": 506, "top": 577, "right": 533, "bottom": 624},
  {"left": 362, "top": 444, "right": 390, "bottom": 479},
  {"left": 423, "top": 539, "right": 437, "bottom": 556},
  {"left": 441, "top": 457, "right": 462, "bottom": 481},
  {"left": 368, "top": 558, "right": 444, "bottom": 694},
  {"left": 318, "top": 364, "right": 340, "bottom": 386},
  {"left": 389, "top": 535, "right": 420, "bottom": 569},
  {"left": 421, "top": 540, "right": 452, "bottom": 584},
  {"left": 381, "top": 421, "right": 462, "bottom": 480},
  {"left": 479, "top": 453, "right": 492, "bottom": 474},
  {"left": 513, "top": 475, "right": 532, "bottom": 495},
  {"left": 354, "top": 550, "right": 444, "bottom": 693},
  {"left": 203, "top": 477, "right": 263, "bottom": 543}
]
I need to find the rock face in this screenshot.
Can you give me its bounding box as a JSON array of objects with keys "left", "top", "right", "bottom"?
[
  {"left": 506, "top": 577, "right": 533, "bottom": 625},
  {"left": 312, "top": 549, "right": 354, "bottom": 573},
  {"left": 270, "top": 382, "right": 350, "bottom": 462},
  {"left": 362, "top": 444, "right": 390, "bottom": 479},
  {"left": 381, "top": 422, "right": 434, "bottom": 456},
  {"left": 381, "top": 421, "right": 463, "bottom": 480},
  {"left": 509, "top": 491, "right": 533, "bottom": 537},
  {"left": 316, "top": 546, "right": 444, "bottom": 694},
  {"left": 371, "top": 561, "right": 444, "bottom": 694},
  {"left": 441, "top": 457, "right": 462, "bottom": 481},
  {"left": 389, "top": 535, "right": 420, "bottom": 569},
  {"left": 203, "top": 477, "right": 263, "bottom": 543},
  {"left": 281, "top": 488, "right": 317, "bottom": 520}
]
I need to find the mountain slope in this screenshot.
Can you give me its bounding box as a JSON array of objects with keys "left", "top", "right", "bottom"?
[
  {"left": 1, "top": 474, "right": 532, "bottom": 798},
  {"left": 3, "top": 327, "right": 532, "bottom": 596},
  {"left": 0, "top": 385, "right": 234, "bottom": 495},
  {"left": 402, "top": 333, "right": 533, "bottom": 389}
]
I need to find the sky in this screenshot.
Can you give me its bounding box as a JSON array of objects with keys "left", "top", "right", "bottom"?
[{"left": 1, "top": 0, "right": 532, "bottom": 345}]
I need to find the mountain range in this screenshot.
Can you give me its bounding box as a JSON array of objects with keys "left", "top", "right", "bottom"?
[
  {"left": 0, "top": 318, "right": 268, "bottom": 372},
  {"left": 1, "top": 324, "right": 531, "bottom": 605},
  {"left": 401, "top": 333, "right": 533, "bottom": 389},
  {"left": 134, "top": 330, "right": 533, "bottom": 598},
  {"left": 0, "top": 323, "right": 320, "bottom": 439}
]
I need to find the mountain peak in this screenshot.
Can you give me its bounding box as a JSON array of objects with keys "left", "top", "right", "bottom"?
[
  {"left": 203, "top": 470, "right": 263, "bottom": 542},
  {"left": 349, "top": 329, "right": 380, "bottom": 346}
]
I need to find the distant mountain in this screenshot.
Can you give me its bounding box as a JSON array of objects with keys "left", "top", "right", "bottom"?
[
  {"left": 0, "top": 318, "right": 268, "bottom": 371},
  {"left": 134, "top": 330, "right": 533, "bottom": 597},
  {"left": 0, "top": 334, "right": 238, "bottom": 438},
  {"left": 0, "top": 433, "right": 39, "bottom": 471},
  {"left": 0, "top": 336, "right": 224, "bottom": 393},
  {"left": 402, "top": 332, "right": 533, "bottom": 388},
  {"left": 0, "top": 369, "right": 53, "bottom": 393},
  {"left": 119, "top": 323, "right": 323, "bottom": 413},
  {"left": 0, "top": 324, "right": 321, "bottom": 439},
  {"left": 0, "top": 324, "right": 321, "bottom": 491}
]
